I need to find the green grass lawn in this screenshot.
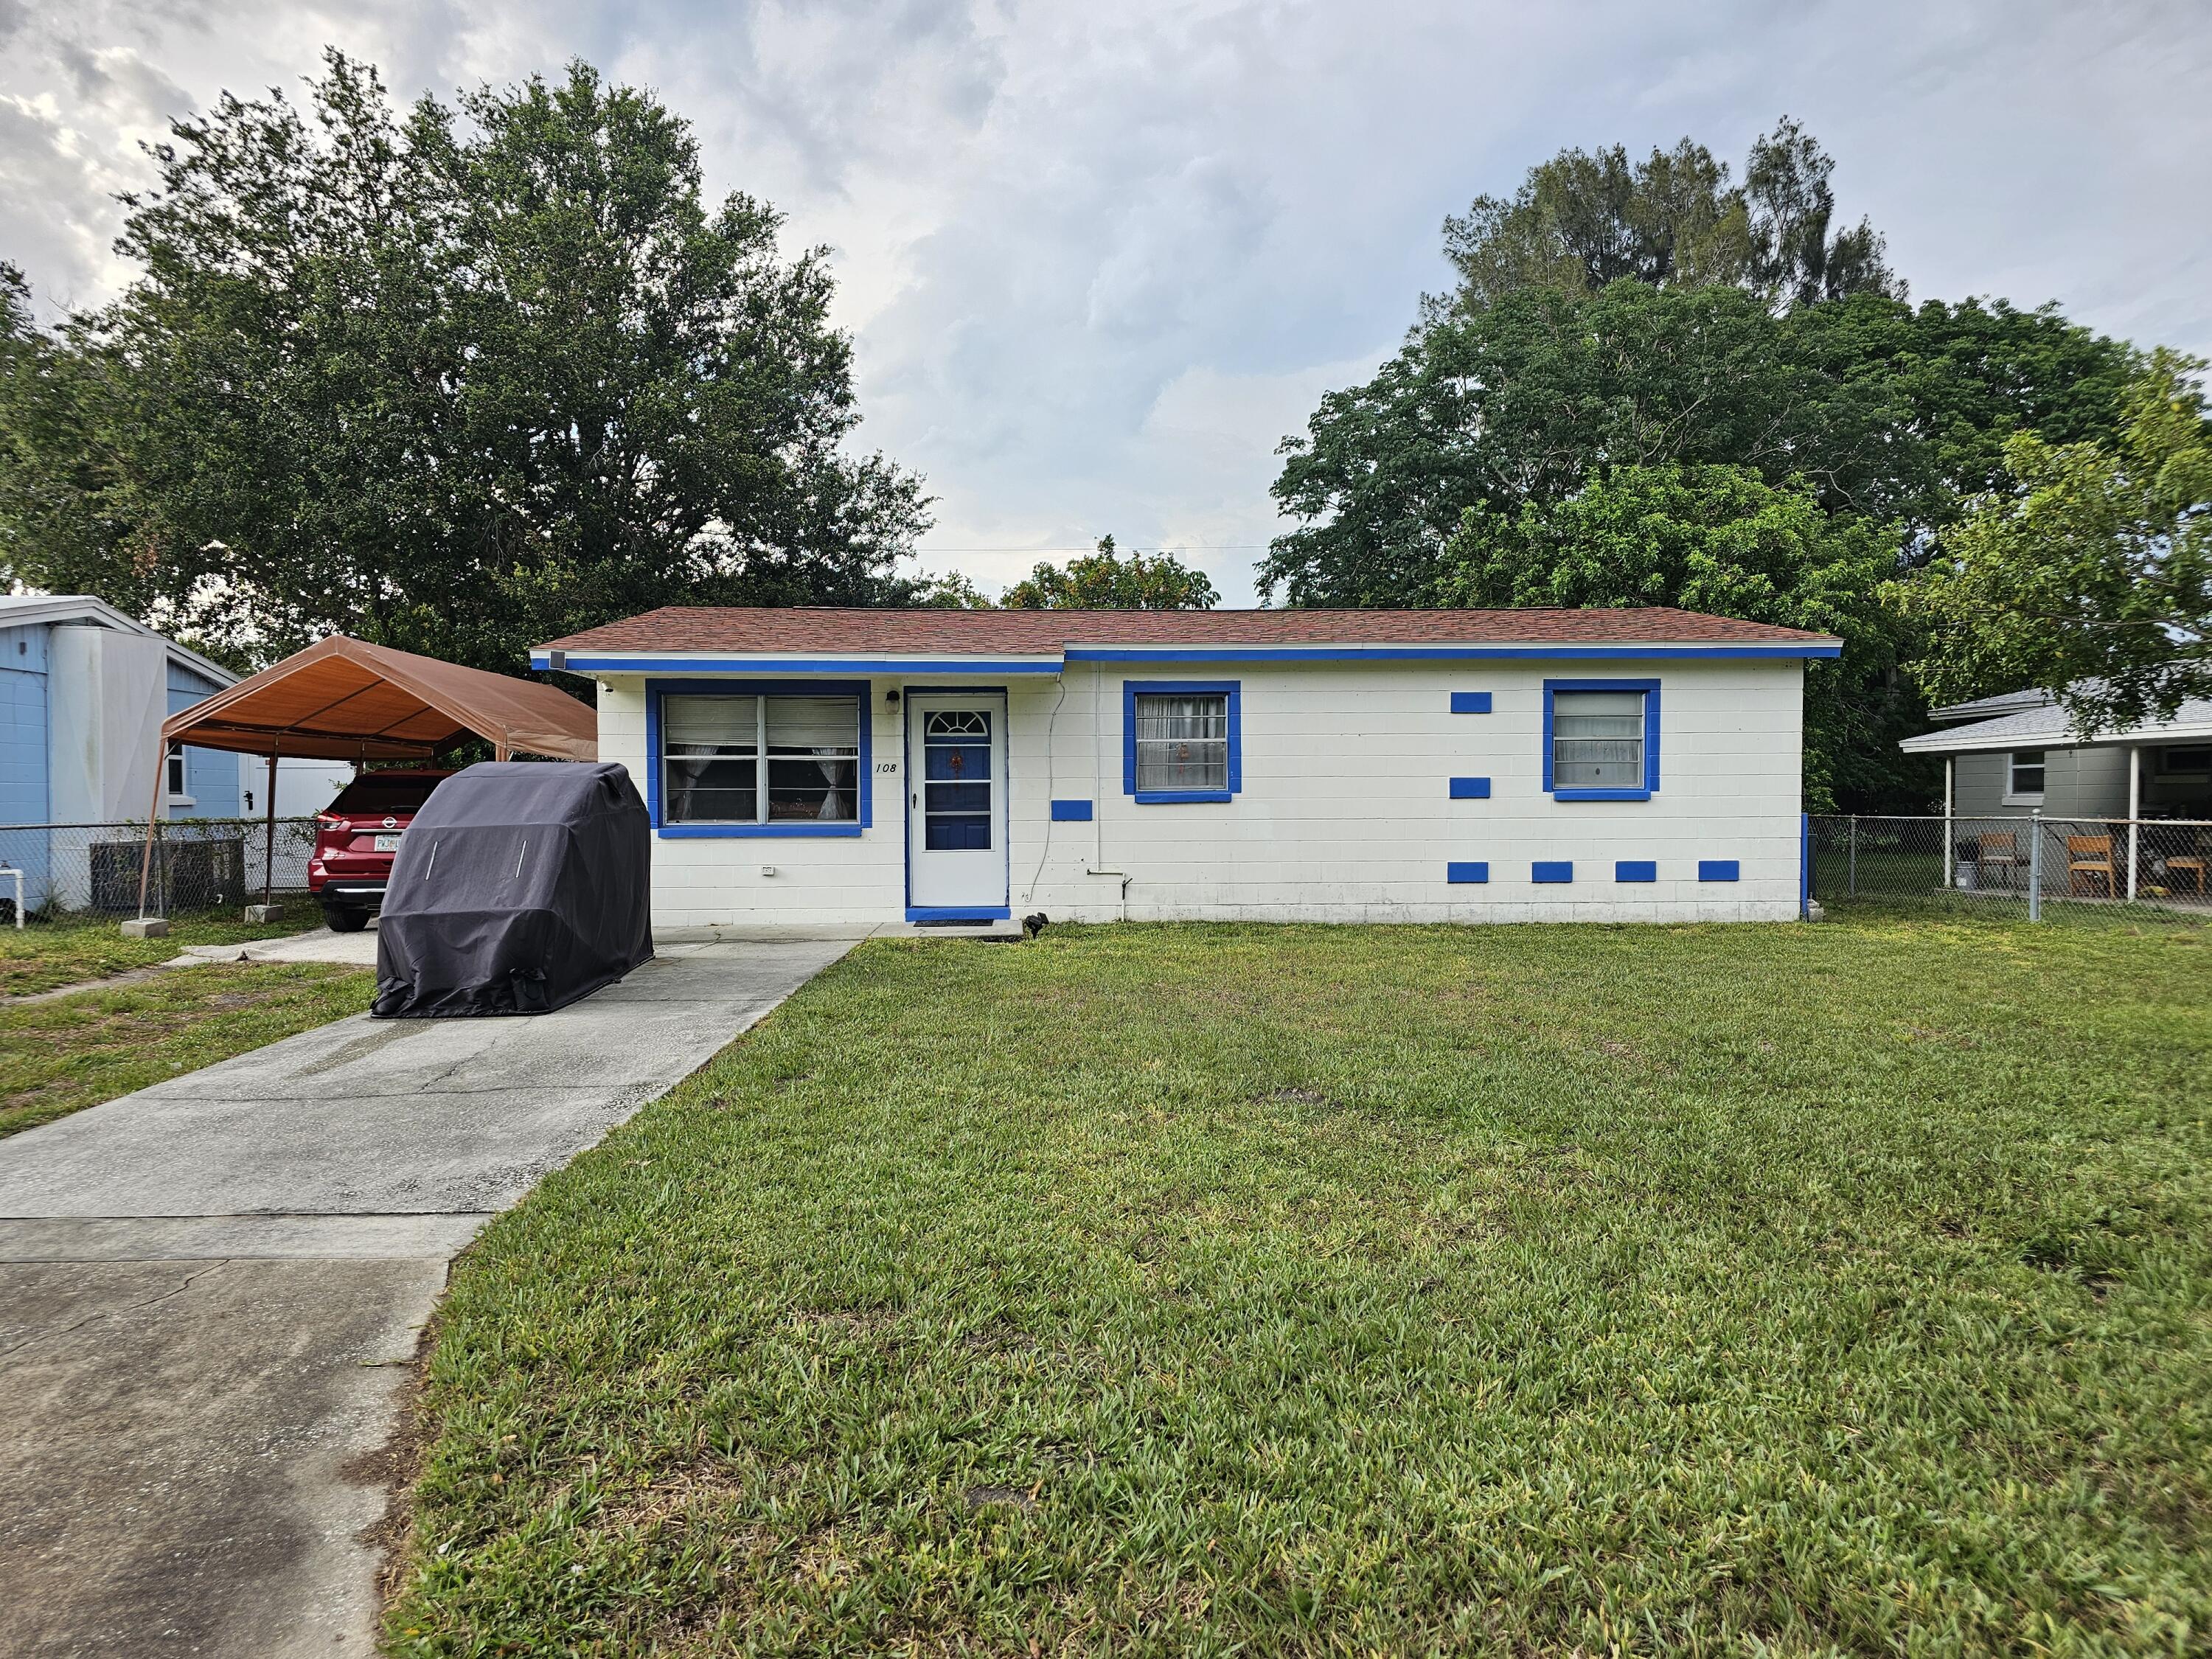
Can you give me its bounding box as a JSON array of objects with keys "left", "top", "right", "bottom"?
[
  {"left": 0, "top": 911, "right": 314, "bottom": 998},
  {"left": 0, "top": 962, "right": 374, "bottom": 1137},
  {"left": 391, "top": 917, "right": 2212, "bottom": 1656}
]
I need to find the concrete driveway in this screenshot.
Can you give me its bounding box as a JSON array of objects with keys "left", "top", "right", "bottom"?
[{"left": 0, "top": 937, "right": 853, "bottom": 1658}]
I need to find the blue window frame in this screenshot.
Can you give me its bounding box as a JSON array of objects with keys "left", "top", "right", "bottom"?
[
  {"left": 645, "top": 678, "right": 872, "bottom": 838},
  {"left": 1543, "top": 678, "right": 1660, "bottom": 801},
  {"left": 1124, "top": 680, "right": 1241, "bottom": 804}
]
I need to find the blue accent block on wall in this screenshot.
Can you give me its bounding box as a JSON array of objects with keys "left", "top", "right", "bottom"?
[
  {"left": 1615, "top": 860, "right": 1657, "bottom": 882},
  {"left": 1531, "top": 861, "right": 1573, "bottom": 884},
  {"left": 1449, "top": 691, "right": 1493, "bottom": 714},
  {"left": 1699, "top": 860, "right": 1741, "bottom": 882},
  {"left": 1446, "top": 862, "right": 1489, "bottom": 884},
  {"left": 1447, "top": 776, "right": 1491, "bottom": 799},
  {"left": 1049, "top": 799, "right": 1093, "bottom": 821}
]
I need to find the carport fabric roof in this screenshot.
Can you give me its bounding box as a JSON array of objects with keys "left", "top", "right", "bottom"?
[{"left": 159, "top": 635, "right": 597, "bottom": 762}]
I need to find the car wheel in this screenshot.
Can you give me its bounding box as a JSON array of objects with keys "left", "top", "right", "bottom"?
[{"left": 323, "top": 905, "right": 369, "bottom": 933}]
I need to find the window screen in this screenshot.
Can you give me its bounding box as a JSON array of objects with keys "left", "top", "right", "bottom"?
[
  {"left": 1134, "top": 693, "right": 1229, "bottom": 793},
  {"left": 1552, "top": 691, "right": 1645, "bottom": 790},
  {"left": 662, "top": 693, "right": 859, "bottom": 824},
  {"left": 2010, "top": 750, "right": 2047, "bottom": 796}
]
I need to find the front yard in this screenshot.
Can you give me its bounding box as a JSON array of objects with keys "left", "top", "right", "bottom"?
[{"left": 392, "top": 917, "right": 2211, "bottom": 1655}]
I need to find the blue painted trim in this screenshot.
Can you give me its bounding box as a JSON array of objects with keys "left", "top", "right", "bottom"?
[
  {"left": 1447, "top": 776, "right": 1492, "bottom": 799},
  {"left": 1124, "top": 680, "right": 1242, "bottom": 804},
  {"left": 1615, "top": 860, "right": 1657, "bottom": 883},
  {"left": 541, "top": 654, "right": 1062, "bottom": 674},
  {"left": 906, "top": 905, "right": 1012, "bottom": 922},
  {"left": 1050, "top": 798, "right": 1094, "bottom": 821},
  {"left": 1066, "top": 644, "right": 1838, "bottom": 663},
  {"left": 1700, "top": 859, "right": 1742, "bottom": 883},
  {"left": 1449, "top": 691, "right": 1493, "bottom": 714},
  {"left": 645, "top": 678, "right": 872, "bottom": 838},
  {"left": 1799, "top": 810, "right": 1812, "bottom": 916},
  {"left": 1543, "top": 678, "right": 1660, "bottom": 799},
  {"left": 1446, "top": 862, "right": 1489, "bottom": 884},
  {"left": 1531, "top": 861, "right": 1573, "bottom": 884}
]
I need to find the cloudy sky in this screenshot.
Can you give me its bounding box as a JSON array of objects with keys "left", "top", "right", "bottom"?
[{"left": 5, "top": 0, "right": 2208, "bottom": 604}]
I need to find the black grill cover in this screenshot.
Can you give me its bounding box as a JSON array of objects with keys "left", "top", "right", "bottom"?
[{"left": 372, "top": 762, "right": 651, "bottom": 1018}]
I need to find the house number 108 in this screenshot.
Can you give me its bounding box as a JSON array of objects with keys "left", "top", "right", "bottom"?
[{"left": 875, "top": 761, "right": 898, "bottom": 773}]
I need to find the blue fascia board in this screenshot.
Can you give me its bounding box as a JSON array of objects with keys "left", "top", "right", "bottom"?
[
  {"left": 1448, "top": 776, "right": 1492, "bottom": 799},
  {"left": 1050, "top": 798, "right": 1094, "bottom": 821},
  {"left": 1531, "top": 861, "right": 1574, "bottom": 884},
  {"left": 1068, "top": 643, "right": 1837, "bottom": 663},
  {"left": 540, "top": 654, "right": 1062, "bottom": 675},
  {"left": 907, "top": 905, "right": 1012, "bottom": 922},
  {"left": 1446, "top": 861, "right": 1489, "bottom": 884}
]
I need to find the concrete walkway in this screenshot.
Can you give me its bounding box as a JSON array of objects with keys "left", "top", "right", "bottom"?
[{"left": 0, "top": 939, "right": 853, "bottom": 1658}]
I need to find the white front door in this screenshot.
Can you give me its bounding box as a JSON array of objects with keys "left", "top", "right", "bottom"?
[{"left": 906, "top": 693, "right": 1009, "bottom": 915}]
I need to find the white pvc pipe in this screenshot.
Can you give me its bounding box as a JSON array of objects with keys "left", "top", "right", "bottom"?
[
  {"left": 2, "top": 865, "right": 19, "bottom": 928},
  {"left": 2127, "top": 746, "right": 2141, "bottom": 902}
]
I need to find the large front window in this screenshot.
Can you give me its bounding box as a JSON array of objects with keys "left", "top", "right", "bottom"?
[{"left": 663, "top": 693, "right": 860, "bottom": 824}]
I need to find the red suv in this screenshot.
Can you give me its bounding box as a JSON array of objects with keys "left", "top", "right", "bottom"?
[{"left": 308, "top": 769, "right": 455, "bottom": 932}]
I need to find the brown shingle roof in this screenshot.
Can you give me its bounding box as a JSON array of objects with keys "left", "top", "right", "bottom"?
[{"left": 541, "top": 606, "right": 1834, "bottom": 655}]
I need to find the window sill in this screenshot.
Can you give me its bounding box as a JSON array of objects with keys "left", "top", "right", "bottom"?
[
  {"left": 1551, "top": 787, "right": 1652, "bottom": 802},
  {"left": 167, "top": 796, "right": 196, "bottom": 810},
  {"left": 2000, "top": 793, "right": 2045, "bottom": 807},
  {"left": 657, "top": 822, "right": 862, "bottom": 838},
  {"left": 1133, "top": 790, "right": 1234, "bottom": 804}
]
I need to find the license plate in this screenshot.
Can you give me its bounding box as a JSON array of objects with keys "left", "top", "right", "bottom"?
[{"left": 373, "top": 832, "right": 403, "bottom": 852}]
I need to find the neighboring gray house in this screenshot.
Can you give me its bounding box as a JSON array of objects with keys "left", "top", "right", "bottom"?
[{"left": 1899, "top": 689, "right": 2212, "bottom": 822}]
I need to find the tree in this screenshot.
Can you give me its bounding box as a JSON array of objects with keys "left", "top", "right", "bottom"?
[
  {"left": 1896, "top": 352, "right": 2211, "bottom": 733},
  {"left": 0, "top": 52, "right": 930, "bottom": 672},
  {"left": 1000, "top": 537, "right": 1218, "bottom": 610},
  {"left": 1438, "top": 118, "right": 1899, "bottom": 315},
  {"left": 1436, "top": 464, "right": 1911, "bottom": 809}
]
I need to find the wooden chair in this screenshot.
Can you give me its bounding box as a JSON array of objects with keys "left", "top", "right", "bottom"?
[
  {"left": 2166, "top": 834, "right": 2208, "bottom": 899},
  {"left": 1978, "top": 831, "right": 2020, "bottom": 889},
  {"left": 2067, "top": 835, "right": 2116, "bottom": 897}
]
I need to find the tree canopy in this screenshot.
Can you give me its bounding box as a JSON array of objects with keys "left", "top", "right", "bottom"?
[
  {"left": 1896, "top": 352, "right": 2212, "bottom": 734},
  {"left": 999, "top": 538, "right": 1219, "bottom": 610},
  {"left": 1439, "top": 464, "right": 1906, "bottom": 809},
  {"left": 0, "top": 53, "right": 930, "bottom": 674},
  {"left": 1438, "top": 118, "right": 1899, "bottom": 315}
]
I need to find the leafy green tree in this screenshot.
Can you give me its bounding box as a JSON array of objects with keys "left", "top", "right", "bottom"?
[
  {"left": 1897, "top": 352, "right": 2211, "bottom": 732},
  {"left": 1438, "top": 464, "right": 1913, "bottom": 809},
  {"left": 0, "top": 52, "right": 929, "bottom": 672},
  {"left": 1439, "top": 118, "right": 1899, "bottom": 314},
  {"left": 1001, "top": 536, "right": 1218, "bottom": 610},
  {"left": 904, "top": 569, "right": 998, "bottom": 609}
]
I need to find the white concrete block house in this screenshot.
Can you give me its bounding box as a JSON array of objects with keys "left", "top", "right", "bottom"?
[{"left": 531, "top": 607, "right": 1839, "bottom": 932}]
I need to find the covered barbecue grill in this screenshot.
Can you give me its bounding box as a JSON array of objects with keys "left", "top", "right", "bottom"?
[{"left": 372, "top": 762, "right": 651, "bottom": 1018}]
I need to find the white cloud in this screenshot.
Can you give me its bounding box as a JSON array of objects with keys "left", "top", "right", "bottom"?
[{"left": 3, "top": 0, "right": 2209, "bottom": 608}]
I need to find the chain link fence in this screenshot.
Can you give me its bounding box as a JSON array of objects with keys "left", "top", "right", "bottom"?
[
  {"left": 0, "top": 818, "right": 321, "bottom": 922},
  {"left": 1811, "top": 814, "right": 2212, "bottom": 925}
]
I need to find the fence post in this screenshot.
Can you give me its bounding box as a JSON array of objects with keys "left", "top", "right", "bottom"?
[
  {"left": 1848, "top": 815, "right": 1857, "bottom": 897},
  {"left": 2028, "top": 810, "right": 2042, "bottom": 923}
]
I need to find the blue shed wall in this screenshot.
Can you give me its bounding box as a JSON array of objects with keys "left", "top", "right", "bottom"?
[{"left": 166, "top": 658, "right": 239, "bottom": 816}]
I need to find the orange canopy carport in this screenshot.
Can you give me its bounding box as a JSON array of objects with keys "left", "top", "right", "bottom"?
[
  {"left": 161, "top": 634, "right": 597, "bottom": 763},
  {"left": 136, "top": 635, "right": 596, "bottom": 918}
]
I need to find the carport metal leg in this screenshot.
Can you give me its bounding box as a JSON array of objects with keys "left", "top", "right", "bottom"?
[
  {"left": 264, "top": 752, "right": 279, "bottom": 911},
  {"left": 134, "top": 742, "right": 167, "bottom": 919}
]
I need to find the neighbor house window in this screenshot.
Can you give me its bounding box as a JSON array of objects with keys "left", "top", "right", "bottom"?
[
  {"left": 1124, "top": 681, "right": 1241, "bottom": 803},
  {"left": 1543, "top": 680, "right": 1660, "bottom": 800},
  {"left": 167, "top": 748, "right": 189, "bottom": 801},
  {"left": 660, "top": 690, "right": 861, "bottom": 827},
  {"left": 2008, "top": 750, "right": 2047, "bottom": 800},
  {"left": 2158, "top": 747, "right": 2211, "bottom": 776}
]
